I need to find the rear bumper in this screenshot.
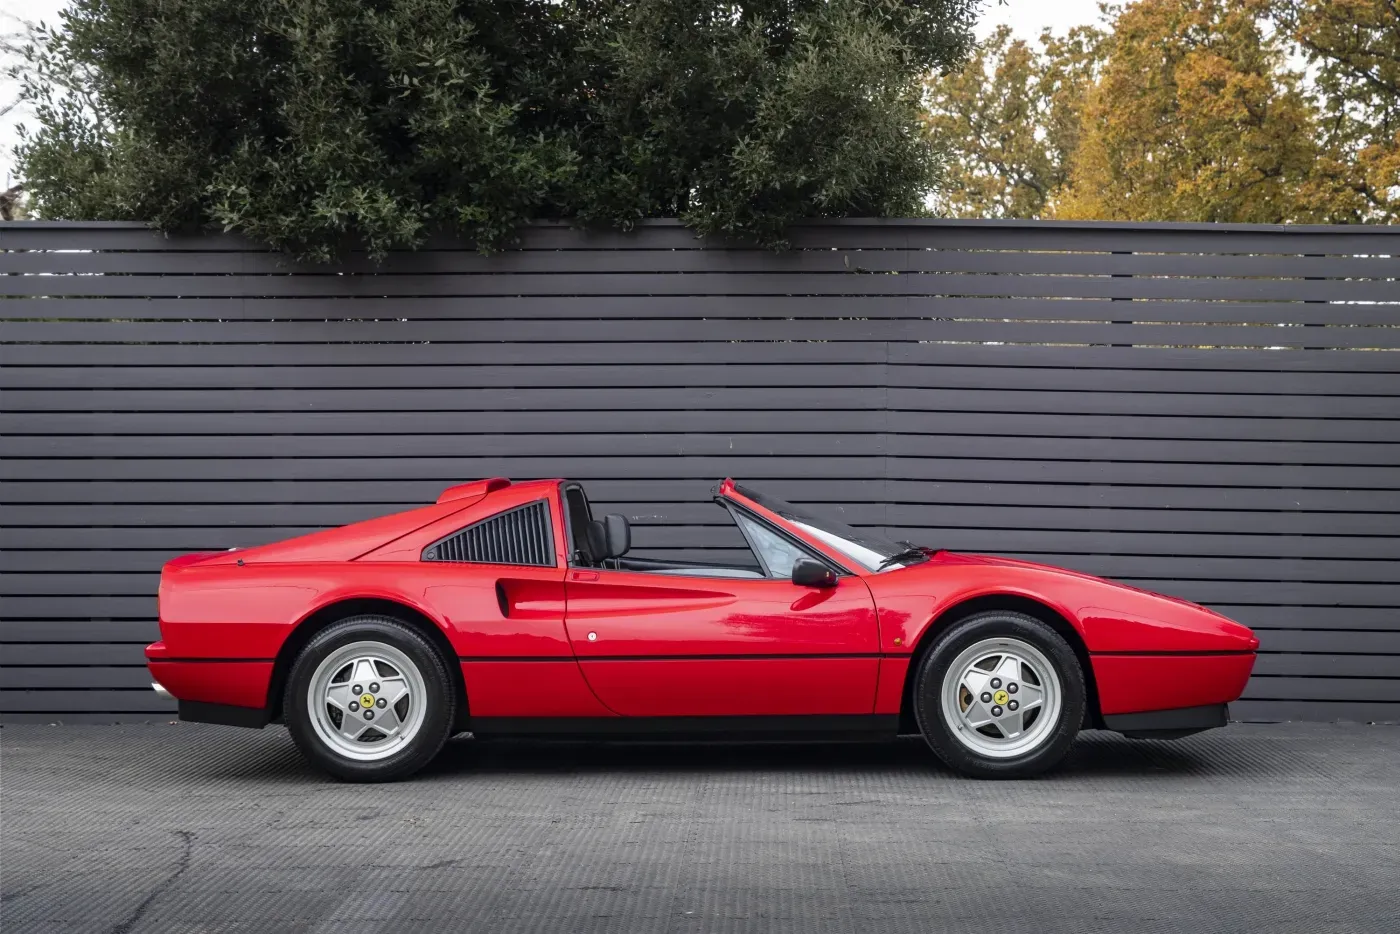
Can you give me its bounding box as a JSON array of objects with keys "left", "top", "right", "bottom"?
[
  {"left": 146, "top": 642, "right": 274, "bottom": 724},
  {"left": 176, "top": 699, "right": 272, "bottom": 729},
  {"left": 1104, "top": 703, "right": 1228, "bottom": 739}
]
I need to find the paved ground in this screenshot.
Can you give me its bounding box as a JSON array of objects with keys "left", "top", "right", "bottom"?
[{"left": 2, "top": 723, "right": 1398, "bottom": 933}]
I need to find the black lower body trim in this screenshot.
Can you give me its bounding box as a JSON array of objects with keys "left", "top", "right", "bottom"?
[
  {"left": 470, "top": 714, "right": 899, "bottom": 740},
  {"left": 1103, "top": 703, "right": 1228, "bottom": 740},
  {"left": 179, "top": 700, "right": 271, "bottom": 729}
]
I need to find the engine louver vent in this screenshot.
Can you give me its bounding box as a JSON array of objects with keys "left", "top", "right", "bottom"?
[{"left": 423, "top": 500, "right": 554, "bottom": 566}]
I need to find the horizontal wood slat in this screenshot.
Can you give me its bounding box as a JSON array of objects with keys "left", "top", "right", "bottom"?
[
  {"left": 9, "top": 319, "right": 1398, "bottom": 348},
  {"left": 6, "top": 216, "right": 1399, "bottom": 250},
  {"left": 5, "top": 364, "right": 1400, "bottom": 396},
  {"left": 1251, "top": 654, "right": 1400, "bottom": 678},
  {"left": 1242, "top": 676, "right": 1400, "bottom": 703},
  {"left": 0, "top": 690, "right": 175, "bottom": 713},
  {"left": 0, "top": 666, "right": 155, "bottom": 689},
  {"left": 1, "top": 620, "right": 162, "bottom": 640},
  {"left": 4, "top": 455, "right": 1396, "bottom": 489},
  {"left": 7, "top": 479, "right": 1400, "bottom": 512},
  {"left": 9, "top": 504, "right": 1400, "bottom": 537},
  {"left": 1228, "top": 700, "right": 1400, "bottom": 723},
  {"left": 10, "top": 525, "right": 1400, "bottom": 559},
  {"left": 6, "top": 386, "right": 1400, "bottom": 417},
  {"left": 5, "top": 411, "right": 1399, "bottom": 444},
  {"left": 3, "top": 243, "right": 1396, "bottom": 277},
  {"left": 3, "top": 219, "right": 1397, "bottom": 721},
  {"left": 9, "top": 342, "right": 1400, "bottom": 371},
  {"left": 5, "top": 433, "right": 1400, "bottom": 467},
  {"left": 1, "top": 643, "right": 152, "bottom": 664},
  {"left": 6, "top": 271, "right": 1398, "bottom": 302}
]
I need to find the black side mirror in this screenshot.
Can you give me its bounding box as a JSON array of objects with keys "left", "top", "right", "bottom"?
[
  {"left": 792, "top": 557, "right": 837, "bottom": 588},
  {"left": 601, "top": 513, "right": 631, "bottom": 558}
]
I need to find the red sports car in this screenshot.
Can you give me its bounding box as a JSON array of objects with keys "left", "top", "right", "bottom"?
[{"left": 147, "top": 478, "right": 1258, "bottom": 781}]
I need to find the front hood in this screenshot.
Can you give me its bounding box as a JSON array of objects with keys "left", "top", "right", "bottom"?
[
  {"left": 939, "top": 552, "right": 1209, "bottom": 609},
  {"left": 927, "top": 551, "right": 1257, "bottom": 652},
  {"left": 941, "top": 551, "right": 1106, "bottom": 579}
]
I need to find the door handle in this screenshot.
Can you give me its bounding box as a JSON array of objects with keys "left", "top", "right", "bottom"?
[{"left": 571, "top": 570, "right": 599, "bottom": 582}]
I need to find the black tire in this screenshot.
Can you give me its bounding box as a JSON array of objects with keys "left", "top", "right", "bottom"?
[
  {"left": 913, "top": 611, "right": 1085, "bottom": 779},
  {"left": 285, "top": 615, "right": 456, "bottom": 782}
]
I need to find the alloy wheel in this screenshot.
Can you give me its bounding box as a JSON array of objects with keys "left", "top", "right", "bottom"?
[
  {"left": 307, "top": 640, "right": 428, "bottom": 761},
  {"left": 939, "top": 636, "right": 1063, "bottom": 759}
]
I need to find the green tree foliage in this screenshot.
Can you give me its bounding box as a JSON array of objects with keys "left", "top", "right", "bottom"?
[
  {"left": 1274, "top": 0, "right": 1400, "bottom": 221},
  {"left": 14, "top": 0, "right": 977, "bottom": 258}
]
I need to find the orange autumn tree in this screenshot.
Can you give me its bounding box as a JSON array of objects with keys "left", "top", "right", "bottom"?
[
  {"left": 923, "top": 24, "right": 1107, "bottom": 218},
  {"left": 1053, "top": 0, "right": 1325, "bottom": 222},
  {"left": 924, "top": 0, "right": 1397, "bottom": 222}
]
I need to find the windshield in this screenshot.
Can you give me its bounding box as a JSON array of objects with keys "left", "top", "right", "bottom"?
[{"left": 731, "top": 483, "right": 929, "bottom": 572}]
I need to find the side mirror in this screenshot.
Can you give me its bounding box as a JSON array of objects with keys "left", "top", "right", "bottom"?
[{"left": 792, "top": 557, "right": 837, "bottom": 588}]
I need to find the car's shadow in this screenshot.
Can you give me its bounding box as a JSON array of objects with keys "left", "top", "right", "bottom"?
[
  {"left": 417, "top": 729, "right": 1279, "bottom": 781},
  {"left": 155, "top": 724, "right": 1293, "bottom": 784}
]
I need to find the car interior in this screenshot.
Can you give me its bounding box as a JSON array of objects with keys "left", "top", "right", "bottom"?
[{"left": 561, "top": 481, "right": 825, "bottom": 581}]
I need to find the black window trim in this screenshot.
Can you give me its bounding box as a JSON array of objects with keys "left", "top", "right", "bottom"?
[
  {"left": 421, "top": 498, "right": 557, "bottom": 567},
  {"left": 559, "top": 480, "right": 593, "bottom": 568},
  {"left": 718, "top": 499, "right": 852, "bottom": 579}
]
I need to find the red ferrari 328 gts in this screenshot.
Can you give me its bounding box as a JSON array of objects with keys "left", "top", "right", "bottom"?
[{"left": 147, "top": 478, "right": 1259, "bottom": 781}]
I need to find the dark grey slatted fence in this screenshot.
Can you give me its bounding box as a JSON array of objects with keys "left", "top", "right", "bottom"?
[{"left": 2, "top": 218, "right": 1398, "bottom": 723}]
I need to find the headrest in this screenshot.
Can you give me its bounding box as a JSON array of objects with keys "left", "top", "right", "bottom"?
[
  {"left": 585, "top": 519, "right": 608, "bottom": 562},
  {"left": 602, "top": 514, "right": 631, "bottom": 558},
  {"left": 584, "top": 515, "right": 630, "bottom": 562}
]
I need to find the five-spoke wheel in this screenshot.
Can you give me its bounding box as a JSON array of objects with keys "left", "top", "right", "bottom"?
[
  {"left": 941, "top": 638, "right": 1061, "bottom": 759},
  {"left": 309, "top": 642, "right": 426, "bottom": 761},
  {"left": 915, "top": 610, "right": 1085, "bottom": 778},
  {"left": 286, "top": 615, "right": 456, "bottom": 782}
]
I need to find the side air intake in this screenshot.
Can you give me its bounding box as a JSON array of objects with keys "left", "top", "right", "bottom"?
[{"left": 422, "top": 500, "right": 554, "bottom": 566}]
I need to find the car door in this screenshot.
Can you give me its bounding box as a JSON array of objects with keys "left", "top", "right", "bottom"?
[{"left": 563, "top": 512, "right": 881, "bottom": 718}]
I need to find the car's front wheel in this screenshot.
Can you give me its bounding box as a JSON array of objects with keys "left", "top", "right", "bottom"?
[
  {"left": 285, "top": 616, "right": 455, "bottom": 782},
  {"left": 913, "top": 611, "right": 1085, "bottom": 778}
]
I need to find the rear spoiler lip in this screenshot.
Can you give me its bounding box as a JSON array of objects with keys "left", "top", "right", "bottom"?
[{"left": 438, "top": 477, "right": 511, "bottom": 503}]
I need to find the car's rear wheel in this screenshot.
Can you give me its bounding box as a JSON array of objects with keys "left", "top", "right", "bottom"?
[
  {"left": 913, "top": 610, "right": 1085, "bottom": 778},
  {"left": 285, "top": 616, "right": 455, "bottom": 782}
]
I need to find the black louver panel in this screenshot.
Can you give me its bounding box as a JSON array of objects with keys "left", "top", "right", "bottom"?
[{"left": 422, "top": 500, "right": 554, "bottom": 566}]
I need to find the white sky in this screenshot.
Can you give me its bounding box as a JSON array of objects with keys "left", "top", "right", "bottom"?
[
  {"left": 0, "top": 0, "right": 1105, "bottom": 188},
  {"left": 974, "top": 0, "right": 1107, "bottom": 40},
  {"left": 2, "top": 0, "right": 68, "bottom": 187}
]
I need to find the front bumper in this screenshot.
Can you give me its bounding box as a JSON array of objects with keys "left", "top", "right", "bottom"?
[
  {"left": 1103, "top": 703, "right": 1229, "bottom": 739},
  {"left": 1091, "top": 651, "right": 1256, "bottom": 717}
]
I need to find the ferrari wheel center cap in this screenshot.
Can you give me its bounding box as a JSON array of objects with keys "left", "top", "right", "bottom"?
[
  {"left": 992, "top": 689, "right": 1009, "bottom": 706},
  {"left": 361, "top": 693, "right": 375, "bottom": 707}
]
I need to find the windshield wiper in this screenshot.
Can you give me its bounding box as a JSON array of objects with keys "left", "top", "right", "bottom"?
[{"left": 875, "top": 541, "right": 932, "bottom": 571}]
